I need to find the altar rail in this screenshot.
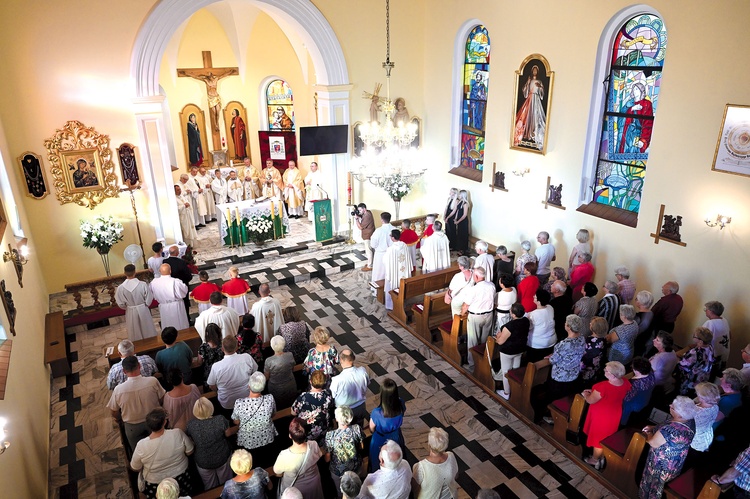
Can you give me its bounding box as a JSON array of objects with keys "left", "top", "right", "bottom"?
[{"left": 63, "top": 269, "right": 155, "bottom": 319}]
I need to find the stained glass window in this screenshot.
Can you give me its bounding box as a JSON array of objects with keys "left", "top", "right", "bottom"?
[
  {"left": 592, "top": 14, "right": 666, "bottom": 213},
  {"left": 266, "top": 79, "right": 295, "bottom": 131},
  {"left": 459, "top": 25, "right": 490, "bottom": 171}
]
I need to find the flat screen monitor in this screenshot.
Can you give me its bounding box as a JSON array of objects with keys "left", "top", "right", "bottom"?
[{"left": 299, "top": 125, "right": 349, "bottom": 156}]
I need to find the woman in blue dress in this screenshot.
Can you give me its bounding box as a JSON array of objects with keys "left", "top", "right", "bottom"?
[{"left": 368, "top": 378, "right": 405, "bottom": 472}]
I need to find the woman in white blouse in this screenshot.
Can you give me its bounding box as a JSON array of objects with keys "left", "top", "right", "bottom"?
[{"left": 412, "top": 427, "right": 459, "bottom": 499}]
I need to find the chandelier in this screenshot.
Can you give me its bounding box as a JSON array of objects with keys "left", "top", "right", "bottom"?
[{"left": 351, "top": 0, "right": 424, "bottom": 192}]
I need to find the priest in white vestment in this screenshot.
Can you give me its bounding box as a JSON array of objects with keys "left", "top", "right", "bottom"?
[
  {"left": 370, "top": 212, "right": 396, "bottom": 282},
  {"left": 194, "top": 291, "right": 241, "bottom": 341},
  {"left": 241, "top": 158, "right": 262, "bottom": 199},
  {"left": 226, "top": 170, "right": 244, "bottom": 203},
  {"left": 250, "top": 283, "right": 285, "bottom": 343},
  {"left": 261, "top": 159, "right": 284, "bottom": 199},
  {"left": 473, "top": 240, "right": 494, "bottom": 282},
  {"left": 197, "top": 167, "right": 216, "bottom": 221},
  {"left": 421, "top": 220, "right": 451, "bottom": 273},
  {"left": 150, "top": 264, "right": 189, "bottom": 330},
  {"left": 283, "top": 160, "right": 306, "bottom": 218},
  {"left": 115, "top": 265, "right": 158, "bottom": 341},
  {"left": 174, "top": 184, "right": 197, "bottom": 247},
  {"left": 187, "top": 168, "right": 208, "bottom": 225},
  {"left": 304, "top": 161, "right": 328, "bottom": 221},
  {"left": 211, "top": 169, "right": 227, "bottom": 204},
  {"left": 384, "top": 230, "right": 413, "bottom": 310}
]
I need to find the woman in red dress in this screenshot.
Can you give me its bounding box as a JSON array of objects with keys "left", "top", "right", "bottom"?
[
  {"left": 516, "top": 261, "right": 539, "bottom": 313},
  {"left": 582, "top": 361, "right": 631, "bottom": 469}
]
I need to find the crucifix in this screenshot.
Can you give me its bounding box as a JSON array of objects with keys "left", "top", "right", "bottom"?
[{"left": 177, "top": 51, "right": 239, "bottom": 151}]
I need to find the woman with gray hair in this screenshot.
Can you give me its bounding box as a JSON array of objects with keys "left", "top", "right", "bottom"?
[
  {"left": 412, "top": 427, "right": 459, "bottom": 498},
  {"left": 446, "top": 255, "right": 474, "bottom": 316},
  {"left": 568, "top": 229, "right": 591, "bottom": 275},
  {"left": 155, "top": 478, "right": 180, "bottom": 499},
  {"left": 614, "top": 266, "right": 635, "bottom": 304},
  {"left": 264, "top": 335, "right": 298, "bottom": 408},
  {"left": 232, "top": 372, "right": 278, "bottom": 467},
  {"left": 323, "top": 406, "right": 364, "bottom": 498},
  {"left": 634, "top": 290, "right": 654, "bottom": 355},
  {"left": 568, "top": 252, "right": 594, "bottom": 301},
  {"left": 676, "top": 327, "right": 714, "bottom": 397},
  {"left": 221, "top": 449, "right": 271, "bottom": 498},
  {"left": 639, "top": 396, "right": 697, "bottom": 499},
  {"left": 514, "top": 240, "right": 537, "bottom": 285},
  {"left": 185, "top": 397, "right": 237, "bottom": 490},
  {"left": 340, "top": 471, "right": 362, "bottom": 499},
  {"left": 606, "top": 304, "right": 639, "bottom": 365}
]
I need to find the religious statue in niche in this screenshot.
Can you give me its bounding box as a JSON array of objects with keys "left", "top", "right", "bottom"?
[
  {"left": 548, "top": 183, "right": 563, "bottom": 206},
  {"left": 230, "top": 109, "right": 247, "bottom": 159},
  {"left": 392, "top": 97, "right": 410, "bottom": 126},
  {"left": 187, "top": 113, "right": 204, "bottom": 166},
  {"left": 660, "top": 214, "right": 683, "bottom": 242},
  {"left": 116, "top": 143, "right": 140, "bottom": 185},
  {"left": 0, "top": 280, "right": 15, "bottom": 336},
  {"left": 493, "top": 171, "right": 505, "bottom": 190},
  {"left": 363, "top": 83, "right": 382, "bottom": 123},
  {"left": 17, "top": 151, "right": 48, "bottom": 199}
]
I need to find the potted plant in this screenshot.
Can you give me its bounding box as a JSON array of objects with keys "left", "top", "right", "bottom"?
[{"left": 80, "top": 215, "right": 124, "bottom": 276}]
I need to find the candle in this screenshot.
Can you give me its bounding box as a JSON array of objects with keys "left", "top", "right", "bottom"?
[
  {"left": 221, "top": 137, "right": 226, "bottom": 148},
  {"left": 347, "top": 172, "right": 353, "bottom": 205},
  {"left": 226, "top": 208, "right": 232, "bottom": 226},
  {"left": 270, "top": 201, "right": 275, "bottom": 219},
  {"left": 236, "top": 207, "right": 243, "bottom": 244}
]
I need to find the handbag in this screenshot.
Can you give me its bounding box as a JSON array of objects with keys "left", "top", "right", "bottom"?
[
  {"left": 565, "top": 428, "right": 582, "bottom": 446},
  {"left": 138, "top": 436, "right": 164, "bottom": 492},
  {"left": 277, "top": 445, "right": 311, "bottom": 499}
]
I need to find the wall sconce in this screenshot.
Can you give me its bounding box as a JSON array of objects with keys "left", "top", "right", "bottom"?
[
  {"left": 3, "top": 240, "right": 29, "bottom": 288},
  {"left": 512, "top": 167, "right": 530, "bottom": 177},
  {"left": 0, "top": 418, "right": 10, "bottom": 455},
  {"left": 705, "top": 214, "right": 732, "bottom": 230}
]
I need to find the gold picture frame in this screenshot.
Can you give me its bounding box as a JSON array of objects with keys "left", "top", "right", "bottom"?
[
  {"left": 17, "top": 151, "right": 49, "bottom": 200},
  {"left": 223, "top": 101, "right": 250, "bottom": 163},
  {"left": 510, "top": 54, "right": 555, "bottom": 155},
  {"left": 711, "top": 104, "right": 750, "bottom": 178},
  {"left": 43, "top": 121, "right": 119, "bottom": 209},
  {"left": 179, "top": 103, "right": 210, "bottom": 168}
]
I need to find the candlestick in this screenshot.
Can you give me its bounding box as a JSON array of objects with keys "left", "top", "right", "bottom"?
[
  {"left": 226, "top": 208, "right": 234, "bottom": 248},
  {"left": 270, "top": 201, "right": 277, "bottom": 240},
  {"left": 347, "top": 172, "right": 353, "bottom": 205},
  {"left": 235, "top": 207, "right": 244, "bottom": 246}
]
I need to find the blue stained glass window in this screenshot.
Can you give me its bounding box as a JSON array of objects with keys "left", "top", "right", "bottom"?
[
  {"left": 593, "top": 14, "right": 666, "bottom": 213},
  {"left": 459, "top": 25, "right": 490, "bottom": 171}
]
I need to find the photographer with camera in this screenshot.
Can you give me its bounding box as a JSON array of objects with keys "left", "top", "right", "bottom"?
[{"left": 354, "top": 203, "right": 375, "bottom": 271}]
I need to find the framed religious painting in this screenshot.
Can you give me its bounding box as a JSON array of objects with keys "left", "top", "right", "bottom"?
[
  {"left": 223, "top": 101, "right": 250, "bottom": 163},
  {"left": 179, "top": 104, "right": 210, "bottom": 168},
  {"left": 711, "top": 104, "right": 750, "bottom": 178},
  {"left": 510, "top": 54, "right": 554, "bottom": 155},
  {"left": 17, "top": 151, "right": 49, "bottom": 199},
  {"left": 43, "top": 121, "right": 119, "bottom": 209},
  {"left": 116, "top": 143, "right": 140, "bottom": 187}
]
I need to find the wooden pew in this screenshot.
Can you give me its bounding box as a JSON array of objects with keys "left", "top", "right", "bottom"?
[
  {"left": 469, "top": 336, "right": 497, "bottom": 392},
  {"left": 504, "top": 359, "right": 551, "bottom": 421},
  {"left": 547, "top": 394, "right": 587, "bottom": 457},
  {"left": 438, "top": 315, "right": 466, "bottom": 364},
  {"left": 370, "top": 279, "right": 386, "bottom": 305},
  {"left": 411, "top": 291, "right": 452, "bottom": 341},
  {"left": 45, "top": 311, "right": 71, "bottom": 378},
  {"left": 387, "top": 265, "right": 458, "bottom": 329},
  {"left": 600, "top": 427, "right": 648, "bottom": 498},
  {"left": 665, "top": 468, "right": 723, "bottom": 499},
  {"left": 107, "top": 326, "right": 201, "bottom": 366}
]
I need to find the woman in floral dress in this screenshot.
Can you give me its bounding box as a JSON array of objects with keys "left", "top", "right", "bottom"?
[
  {"left": 279, "top": 306, "right": 310, "bottom": 364},
  {"left": 236, "top": 314, "right": 263, "bottom": 368},
  {"left": 231, "top": 372, "right": 278, "bottom": 468},
  {"left": 292, "top": 370, "right": 335, "bottom": 443},
  {"left": 198, "top": 324, "right": 224, "bottom": 381},
  {"left": 580, "top": 317, "right": 607, "bottom": 388},
  {"left": 676, "top": 327, "right": 714, "bottom": 397},
  {"left": 639, "top": 396, "right": 697, "bottom": 499},
  {"left": 324, "top": 406, "right": 364, "bottom": 498},
  {"left": 304, "top": 326, "right": 339, "bottom": 383}
]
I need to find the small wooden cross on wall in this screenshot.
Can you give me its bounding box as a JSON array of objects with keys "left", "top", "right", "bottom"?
[{"left": 177, "top": 51, "right": 239, "bottom": 151}]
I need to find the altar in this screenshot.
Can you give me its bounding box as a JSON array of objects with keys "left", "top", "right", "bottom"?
[{"left": 217, "top": 198, "right": 289, "bottom": 246}]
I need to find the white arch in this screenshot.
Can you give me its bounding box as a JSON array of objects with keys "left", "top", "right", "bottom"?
[
  {"left": 131, "top": 0, "right": 349, "bottom": 97},
  {"left": 578, "top": 4, "right": 666, "bottom": 206}
]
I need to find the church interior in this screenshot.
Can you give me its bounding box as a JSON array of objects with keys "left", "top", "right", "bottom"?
[{"left": 0, "top": 0, "right": 748, "bottom": 497}]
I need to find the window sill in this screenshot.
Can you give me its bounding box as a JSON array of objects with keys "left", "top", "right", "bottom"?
[
  {"left": 448, "top": 166, "right": 483, "bottom": 183},
  {"left": 576, "top": 202, "right": 638, "bottom": 228}
]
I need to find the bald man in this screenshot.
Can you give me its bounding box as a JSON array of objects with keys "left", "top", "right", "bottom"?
[
  {"left": 163, "top": 245, "right": 193, "bottom": 323},
  {"left": 250, "top": 283, "right": 284, "bottom": 342},
  {"left": 149, "top": 264, "right": 189, "bottom": 330}
]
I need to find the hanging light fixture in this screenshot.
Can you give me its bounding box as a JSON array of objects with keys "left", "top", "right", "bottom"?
[{"left": 351, "top": 0, "right": 424, "bottom": 205}]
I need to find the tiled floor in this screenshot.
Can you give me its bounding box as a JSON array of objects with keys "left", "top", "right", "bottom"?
[{"left": 48, "top": 219, "right": 617, "bottom": 498}]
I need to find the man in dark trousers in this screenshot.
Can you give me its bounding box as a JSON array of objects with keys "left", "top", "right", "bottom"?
[{"left": 163, "top": 245, "right": 193, "bottom": 323}]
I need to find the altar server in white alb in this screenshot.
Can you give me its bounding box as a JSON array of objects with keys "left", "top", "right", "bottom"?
[
  {"left": 115, "top": 264, "right": 158, "bottom": 341},
  {"left": 226, "top": 170, "right": 244, "bottom": 203},
  {"left": 250, "top": 283, "right": 284, "bottom": 342},
  {"left": 197, "top": 166, "right": 216, "bottom": 222},
  {"left": 383, "top": 229, "right": 413, "bottom": 311},
  {"left": 211, "top": 168, "right": 227, "bottom": 205},
  {"left": 174, "top": 184, "right": 197, "bottom": 248},
  {"left": 194, "top": 291, "right": 241, "bottom": 341},
  {"left": 187, "top": 167, "right": 209, "bottom": 226},
  {"left": 150, "top": 263, "right": 189, "bottom": 330},
  {"left": 370, "top": 212, "right": 396, "bottom": 282},
  {"left": 221, "top": 266, "right": 251, "bottom": 316},
  {"left": 420, "top": 220, "right": 451, "bottom": 273}
]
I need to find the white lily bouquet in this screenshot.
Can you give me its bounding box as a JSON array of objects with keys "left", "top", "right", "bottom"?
[
  {"left": 245, "top": 213, "right": 274, "bottom": 244},
  {"left": 381, "top": 173, "right": 413, "bottom": 201},
  {"left": 80, "top": 216, "right": 124, "bottom": 254}
]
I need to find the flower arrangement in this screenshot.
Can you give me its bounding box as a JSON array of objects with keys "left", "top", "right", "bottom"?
[
  {"left": 245, "top": 214, "right": 274, "bottom": 244},
  {"left": 80, "top": 216, "right": 124, "bottom": 254},
  {"left": 380, "top": 173, "right": 413, "bottom": 201}
]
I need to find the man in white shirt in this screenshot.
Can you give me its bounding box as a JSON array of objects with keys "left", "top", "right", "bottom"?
[
  {"left": 704, "top": 300, "right": 731, "bottom": 371},
  {"left": 473, "top": 239, "right": 494, "bottom": 282},
  {"left": 461, "top": 266, "right": 496, "bottom": 369},
  {"left": 445, "top": 256, "right": 474, "bottom": 317},
  {"left": 534, "top": 231, "right": 556, "bottom": 286},
  {"left": 226, "top": 170, "right": 244, "bottom": 203},
  {"left": 370, "top": 212, "right": 395, "bottom": 282},
  {"left": 383, "top": 230, "right": 412, "bottom": 311},
  {"left": 211, "top": 168, "right": 227, "bottom": 204},
  {"left": 361, "top": 440, "right": 412, "bottom": 499},
  {"left": 420, "top": 220, "right": 451, "bottom": 273},
  {"left": 250, "top": 283, "right": 285, "bottom": 342},
  {"left": 150, "top": 264, "right": 189, "bottom": 330},
  {"left": 115, "top": 264, "right": 158, "bottom": 342},
  {"left": 195, "top": 291, "right": 241, "bottom": 341},
  {"left": 207, "top": 335, "right": 258, "bottom": 412},
  {"left": 330, "top": 349, "right": 370, "bottom": 426}
]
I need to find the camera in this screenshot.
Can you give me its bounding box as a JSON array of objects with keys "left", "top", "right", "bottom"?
[{"left": 350, "top": 208, "right": 359, "bottom": 217}]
